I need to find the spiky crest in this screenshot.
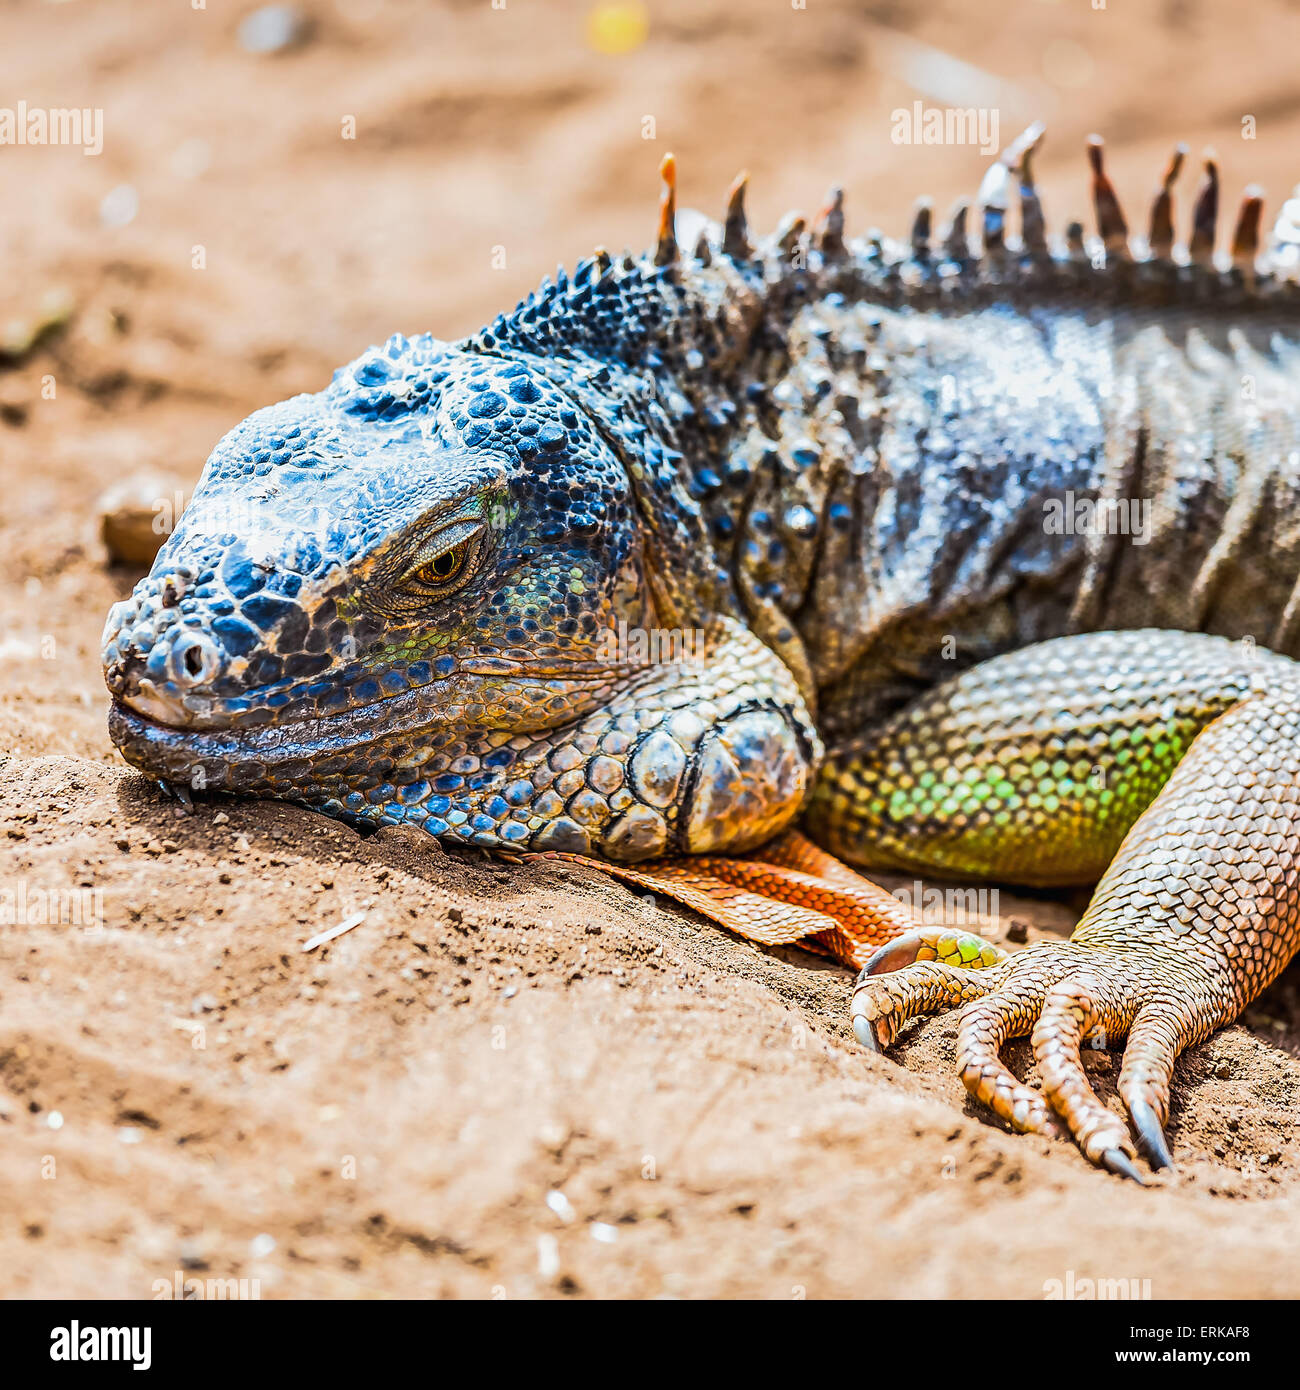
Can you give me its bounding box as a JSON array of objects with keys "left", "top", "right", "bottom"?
[{"left": 465, "top": 128, "right": 1300, "bottom": 375}]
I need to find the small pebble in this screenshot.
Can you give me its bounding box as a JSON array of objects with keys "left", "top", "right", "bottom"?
[
  {"left": 237, "top": 4, "right": 310, "bottom": 55},
  {"left": 100, "top": 184, "right": 138, "bottom": 229},
  {"left": 97, "top": 474, "right": 177, "bottom": 567},
  {"left": 170, "top": 138, "right": 211, "bottom": 180},
  {"left": 546, "top": 1190, "right": 575, "bottom": 1223}
]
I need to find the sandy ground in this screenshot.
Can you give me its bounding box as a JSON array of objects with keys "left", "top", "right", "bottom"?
[{"left": 2, "top": 0, "right": 1299, "bottom": 1299}]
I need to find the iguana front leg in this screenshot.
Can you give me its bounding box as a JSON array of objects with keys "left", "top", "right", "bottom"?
[{"left": 822, "top": 629, "right": 1300, "bottom": 1177}]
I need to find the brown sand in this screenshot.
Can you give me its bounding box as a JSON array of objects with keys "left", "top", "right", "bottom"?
[{"left": 1, "top": 0, "right": 1297, "bottom": 1299}]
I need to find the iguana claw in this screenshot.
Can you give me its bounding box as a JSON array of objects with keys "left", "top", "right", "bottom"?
[
  {"left": 1128, "top": 1097, "right": 1174, "bottom": 1171},
  {"left": 1101, "top": 1149, "right": 1145, "bottom": 1184},
  {"left": 852, "top": 1014, "right": 881, "bottom": 1052}
]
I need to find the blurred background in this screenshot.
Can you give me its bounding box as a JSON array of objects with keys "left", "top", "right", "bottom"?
[
  {"left": 7, "top": 0, "right": 1300, "bottom": 473},
  {"left": 3, "top": 0, "right": 1300, "bottom": 500},
  {"left": 8, "top": 0, "right": 1300, "bottom": 648}
]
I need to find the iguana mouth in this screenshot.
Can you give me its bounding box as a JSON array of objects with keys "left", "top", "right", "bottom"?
[
  {"left": 108, "top": 661, "right": 630, "bottom": 793},
  {"left": 112, "top": 680, "right": 442, "bottom": 759},
  {"left": 109, "top": 682, "right": 452, "bottom": 793},
  {"left": 109, "top": 658, "right": 626, "bottom": 735}
]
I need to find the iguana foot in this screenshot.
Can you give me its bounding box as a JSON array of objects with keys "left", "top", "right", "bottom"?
[{"left": 850, "top": 940, "right": 1207, "bottom": 1169}]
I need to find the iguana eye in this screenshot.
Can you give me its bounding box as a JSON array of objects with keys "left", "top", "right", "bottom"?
[
  {"left": 403, "top": 521, "right": 483, "bottom": 595},
  {"left": 415, "top": 542, "right": 470, "bottom": 586}
]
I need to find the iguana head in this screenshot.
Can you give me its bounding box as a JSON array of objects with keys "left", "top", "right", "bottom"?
[{"left": 103, "top": 316, "right": 818, "bottom": 859}]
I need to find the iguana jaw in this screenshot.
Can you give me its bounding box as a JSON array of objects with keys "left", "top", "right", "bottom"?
[
  {"left": 106, "top": 666, "right": 627, "bottom": 787},
  {"left": 107, "top": 611, "right": 820, "bottom": 859}
]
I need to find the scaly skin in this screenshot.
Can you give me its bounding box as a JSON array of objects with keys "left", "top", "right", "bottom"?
[
  {"left": 102, "top": 131, "right": 1300, "bottom": 1174},
  {"left": 842, "top": 629, "right": 1300, "bottom": 1175}
]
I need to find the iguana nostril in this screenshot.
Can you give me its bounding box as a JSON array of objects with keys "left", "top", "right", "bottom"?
[{"left": 171, "top": 631, "right": 220, "bottom": 687}]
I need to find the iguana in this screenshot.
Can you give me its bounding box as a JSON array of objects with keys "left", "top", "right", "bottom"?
[{"left": 102, "top": 126, "right": 1300, "bottom": 1179}]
